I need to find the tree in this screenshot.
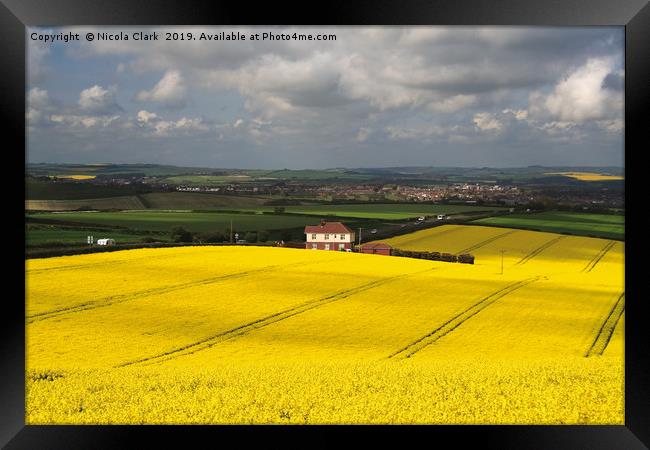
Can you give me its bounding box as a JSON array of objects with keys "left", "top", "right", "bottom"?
[
  {"left": 258, "top": 230, "right": 270, "bottom": 242},
  {"left": 203, "top": 231, "right": 225, "bottom": 243},
  {"left": 244, "top": 232, "right": 257, "bottom": 243},
  {"left": 170, "top": 226, "right": 193, "bottom": 243},
  {"left": 280, "top": 230, "right": 292, "bottom": 242},
  {"left": 274, "top": 206, "right": 286, "bottom": 214}
]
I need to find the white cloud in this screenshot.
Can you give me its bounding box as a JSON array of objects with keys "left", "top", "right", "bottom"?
[
  {"left": 175, "top": 117, "right": 209, "bottom": 131},
  {"left": 28, "top": 87, "right": 50, "bottom": 109},
  {"left": 136, "top": 69, "right": 187, "bottom": 108},
  {"left": 50, "top": 114, "right": 121, "bottom": 129},
  {"left": 428, "top": 95, "right": 476, "bottom": 113},
  {"left": 528, "top": 58, "right": 622, "bottom": 123},
  {"left": 356, "top": 127, "right": 371, "bottom": 142},
  {"left": 136, "top": 110, "right": 159, "bottom": 124},
  {"left": 502, "top": 108, "right": 528, "bottom": 121},
  {"left": 135, "top": 112, "right": 211, "bottom": 137},
  {"left": 78, "top": 85, "right": 121, "bottom": 113},
  {"left": 596, "top": 119, "right": 624, "bottom": 133},
  {"left": 473, "top": 112, "right": 503, "bottom": 132}
]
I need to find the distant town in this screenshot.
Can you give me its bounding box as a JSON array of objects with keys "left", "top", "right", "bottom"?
[{"left": 27, "top": 163, "right": 624, "bottom": 210}]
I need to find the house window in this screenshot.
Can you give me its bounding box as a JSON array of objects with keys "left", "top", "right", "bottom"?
[
  {"left": 312, "top": 243, "right": 318, "bottom": 249},
  {"left": 338, "top": 244, "right": 345, "bottom": 250},
  {"left": 324, "top": 234, "right": 329, "bottom": 240},
  {"left": 340, "top": 234, "right": 345, "bottom": 240},
  {"left": 311, "top": 234, "right": 316, "bottom": 239},
  {"left": 325, "top": 244, "right": 330, "bottom": 250}
]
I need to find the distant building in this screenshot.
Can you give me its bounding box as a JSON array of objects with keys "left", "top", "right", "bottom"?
[
  {"left": 360, "top": 242, "right": 392, "bottom": 256},
  {"left": 304, "top": 220, "right": 355, "bottom": 251},
  {"left": 96, "top": 238, "right": 116, "bottom": 246}
]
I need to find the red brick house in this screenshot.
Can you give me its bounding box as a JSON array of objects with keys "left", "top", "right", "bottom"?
[
  {"left": 304, "top": 221, "right": 355, "bottom": 251},
  {"left": 360, "top": 242, "right": 392, "bottom": 256}
]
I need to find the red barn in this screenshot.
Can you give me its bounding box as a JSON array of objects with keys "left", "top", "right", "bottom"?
[
  {"left": 360, "top": 242, "right": 392, "bottom": 256},
  {"left": 304, "top": 221, "right": 355, "bottom": 251}
]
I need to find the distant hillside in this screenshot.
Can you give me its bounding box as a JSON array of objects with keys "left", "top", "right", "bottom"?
[
  {"left": 27, "top": 163, "right": 220, "bottom": 178},
  {"left": 26, "top": 163, "right": 625, "bottom": 188}
]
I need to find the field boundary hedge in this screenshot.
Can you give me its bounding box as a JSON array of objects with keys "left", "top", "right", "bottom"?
[{"left": 391, "top": 248, "right": 475, "bottom": 264}]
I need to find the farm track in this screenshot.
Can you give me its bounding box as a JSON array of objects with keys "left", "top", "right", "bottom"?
[
  {"left": 514, "top": 236, "right": 566, "bottom": 266},
  {"left": 388, "top": 276, "right": 544, "bottom": 360},
  {"left": 27, "top": 257, "right": 342, "bottom": 323},
  {"left": 582, "top": 241, "right": 616, "bottom": 273},
  {"left": 117, "top": 268, "right": 437, "bottom": 368},
  {"left": 584, "top": 292, "right": 625, "bottom": 357},
  {"left": 456, "top": 230, "right": 517, "bottom": 254}
]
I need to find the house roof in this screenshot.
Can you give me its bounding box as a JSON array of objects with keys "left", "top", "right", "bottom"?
[
  {"left": 361, "top": 242, "right": 392, "bottom": 250},
  {"left": 304, "top": 222, "right": 353, "bottom": 234}
]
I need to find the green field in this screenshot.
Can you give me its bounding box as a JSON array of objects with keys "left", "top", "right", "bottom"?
[
  {"left": 27, "top": 211, "right": 328, "bottom": 234},
  {"left": 215, "top": 203, "right": 505, "bottom": 220},
  {"left": 161, "top": 175, "right": 255, "bottom": 185},
  {"left": 472, "top": 211, "right": 624, "bottom": 240},
  {"left": 279, "top": 204, "right": 505, "bottom": 219}
]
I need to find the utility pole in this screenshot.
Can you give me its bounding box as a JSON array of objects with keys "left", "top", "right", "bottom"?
[
  {"left": 358, "top": 227, "right": 362, "bottom": 248},
  {"left": 230, "top": 220, "right": 233, "bottom": 243}
]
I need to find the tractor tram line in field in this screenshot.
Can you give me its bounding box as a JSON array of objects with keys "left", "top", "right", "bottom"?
[
  {"left": 116, "top": 268, "right": 438, "bottom": 368},
  {"left": 393, "top": 225, "right": 463, "bottom": 248},
  {"left": 584, "top": 292, "right": 625, "bottom": 357},
  {"left": 581, "top": 241, "right": 617, "bottom": 273},
  {"left": 27, "top": 256, "right": 344, "bottom": 323},
  {"left": 514, "top": 236, "right": 566, "bottom": 266},
  {"left": 388, "top": 276, "right": 545, "bottom": 360},
  {"left": 455, "top": 230, "right": 517, "bottom": 255}
]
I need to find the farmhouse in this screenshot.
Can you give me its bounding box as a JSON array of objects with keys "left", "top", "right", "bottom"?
[
  {"left": 96, "top": 238, "right": 116, "bottom": 246},
  {"left": 360, "top": 242, "right": 392, "bottom": 256},
  {"left": 304, "top": 220, "right": 355, "bottom": 251}
]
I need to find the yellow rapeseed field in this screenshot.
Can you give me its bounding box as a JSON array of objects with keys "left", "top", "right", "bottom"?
[
  {"left": 544, "top": 171, "right": 624, "bottom": 181},
  {"left": 26, "top": 227, "right": 624, "bottom": 424},
  {"left": 52, "top": 174, "right": 97, "bottom": 180}
]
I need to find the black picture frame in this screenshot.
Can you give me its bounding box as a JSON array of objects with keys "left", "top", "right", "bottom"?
[{"left": 4, "top": 0, "right": 648, "bottom": 448}]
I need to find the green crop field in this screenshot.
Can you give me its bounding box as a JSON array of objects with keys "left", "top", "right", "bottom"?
[
  {"left": 280, "top": 204, "right": 506, "bottom": 219},
  {"left": 206, "top": 204, "right": 506, "bottom": 219},
  {"left": 27, "top": 211, "right": 327, "bottom": 233},
  {"left": 138, "top": 192, "right": 268, "bottom": 209},
  {"left": 161, "top": 175, "right": 255, "bottom": 185},
  {"left": 472, "top": 211, "right": 624, "bottom": 240}
]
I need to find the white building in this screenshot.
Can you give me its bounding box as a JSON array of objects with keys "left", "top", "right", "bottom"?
[{"left": 304, "top": 221, "right": 355, "bottom": 251}]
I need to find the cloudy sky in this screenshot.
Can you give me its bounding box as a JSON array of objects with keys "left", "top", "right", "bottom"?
[{"left": 27, "top": 26, "right": 624, "bottom": 169}]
